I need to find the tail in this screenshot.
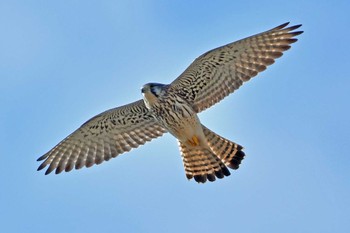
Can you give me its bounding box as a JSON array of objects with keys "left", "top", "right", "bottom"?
[
  {"left": 178, "top": 125, "right": 245, "bottom": 183},
  {"left": 202, "top": 125, "right": 245, "bottom": 170},
  {"left": 179, "top": 141, "right": 230, "bottom": 183}
]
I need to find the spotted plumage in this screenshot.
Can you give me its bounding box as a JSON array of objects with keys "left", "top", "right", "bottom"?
[{"left": 37, "top": 22, "right": 303, "bottom": 183}]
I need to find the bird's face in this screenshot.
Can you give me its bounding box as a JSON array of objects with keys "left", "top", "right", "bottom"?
[{"left": 141, "top": 83, "right": 166, "bottom": 108}]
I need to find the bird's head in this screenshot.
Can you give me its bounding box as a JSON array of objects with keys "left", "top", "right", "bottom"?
[{"left": 141, "top": 83, "right": 167, "bottom": 108}]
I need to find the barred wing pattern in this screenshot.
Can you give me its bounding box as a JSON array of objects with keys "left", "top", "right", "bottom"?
[
  {"left": 37, "top": 100, "right": 167, "bottom": 175},
  {"left": 170, "top": 22, "right": 303, "bottom": 113}
]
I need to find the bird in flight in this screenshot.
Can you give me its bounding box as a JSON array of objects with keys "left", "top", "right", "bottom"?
[{"left": 37, "top": 22, "right": 303, "bottom": 183}]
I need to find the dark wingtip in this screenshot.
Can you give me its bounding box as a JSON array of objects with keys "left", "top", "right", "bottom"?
[
  {"left": 45, "top": 169, "right": 52, "bottom": 175},
  {"left": 37, "top": 162, "right": 47, "bottom": 171},
  {"left": 292, "top": 30, "right": 304, "bottom": 36},
  {"left": 37, "top": 154, "right": 47, "bottom": 161},
  {"left": 276, "top": 22, "right": 290, "bottom": 29},
  {"left": 273, "top": 23, "right": 303, "bottom": 35},
  {"left": 287, "top": 24, "right": 302, "bottom": 31},
  {"left": 284, "top": 24, "right": 303, "bottom": 38},
  {"left": 55, "top": 166, "right": 64, "bottom": 174}
]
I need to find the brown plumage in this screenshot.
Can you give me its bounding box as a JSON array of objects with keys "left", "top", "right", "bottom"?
[
  {"left": 179, "top": 125, "right": 244, "bottom": 183},
  {"left": 37, "top": 23, "right": 303, "bottom": 183}
]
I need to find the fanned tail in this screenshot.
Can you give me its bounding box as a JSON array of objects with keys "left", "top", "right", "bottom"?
[
  {"left": 202, "top": 125, "right": 245, "bottom": 170},
  {"left": 179, "top": 141, "right": 230, "bottom": 183},
  {"left": 178, "top": 125, "right": 245, "bottom": 183}
]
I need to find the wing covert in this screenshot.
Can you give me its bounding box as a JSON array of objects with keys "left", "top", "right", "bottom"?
[
  {"left": 170, "top": 22, "right": 303, "bottom": 112},
  {"left": 37, "top": 100, "right": 167, "bottom": 175}
]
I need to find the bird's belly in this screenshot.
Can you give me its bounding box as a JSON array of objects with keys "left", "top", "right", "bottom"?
[
  {"left": 149, "top": 95, "right": 207, "bottom": 147},
  {"left": 168, "top": 116, "right": 199, "bottom": 139},
  {"left": 158, "top": 109, "right": 206, "bottom": 147}
]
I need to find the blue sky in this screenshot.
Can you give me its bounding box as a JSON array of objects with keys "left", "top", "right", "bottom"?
[{"left": 1, "top": 1, "right": 349, "bottom": 232}]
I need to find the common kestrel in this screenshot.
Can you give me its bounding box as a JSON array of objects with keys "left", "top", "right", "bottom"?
[{"left": 37, "top": 22, "right": 303, "bottom": 183}]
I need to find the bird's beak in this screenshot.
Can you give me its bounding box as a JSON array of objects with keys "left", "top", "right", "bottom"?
[{"left": 141, "top": 87, "right": 145, "bottom": 93}]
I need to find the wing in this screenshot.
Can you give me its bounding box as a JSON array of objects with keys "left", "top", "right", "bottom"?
[
  {"left": 37, "top": 100, "right": 167, "bottom": 175},
  {"left": 170, "top": 22, "right": 303, "bottom": 113}
]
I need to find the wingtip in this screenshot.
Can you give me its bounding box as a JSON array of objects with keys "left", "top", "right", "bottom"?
[
  {"left": 36, "top": 153, "right": 49, "bottom": 161},
  {"left": 274, "top": 22, "right": 290, "bottom": 30},
  {"left": 287, "top": 24, "right": 303, "bottom": 31},
  {"left": 37, "top": 162, "right": 55, "bottom": 175},
  {"left": 273, "top": 22, "right": 303, "bottom": 33},
  {"left": 282, "top": 22, "right": 290, "bottom": 27},
  {"left": 292, "top": 30, "right": 304, "bottom": 36},
  {"left": 37, "top": 162, "right": 46, "bottom": 171},
  {"left": 45, "top": 169, "right": 53, "bottom": 175}
]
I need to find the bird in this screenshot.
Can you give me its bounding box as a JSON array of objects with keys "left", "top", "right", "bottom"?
[{"left": 37, "top": 22, "right": 303, "bottom": 183}]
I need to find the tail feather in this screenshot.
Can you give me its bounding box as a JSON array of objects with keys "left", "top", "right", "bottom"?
[
  {"left": 178, "top": 126, "right": 245, "bottom": 183},
  {"left": 202, "top": 125, "right": 245, "bottom": 170},
  {"left": 179, "top": 141, "right": 230, "bottom": 183}
]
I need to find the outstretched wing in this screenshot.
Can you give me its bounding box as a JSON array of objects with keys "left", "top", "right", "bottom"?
[
  {"left": 170, "top": 22, "right": 303, "bottom": 113},
  {"left": 37, "top": 100, "right": 167, "bottom": 175}
]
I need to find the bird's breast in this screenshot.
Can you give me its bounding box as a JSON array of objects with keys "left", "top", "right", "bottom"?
[{"left": 149, "top": 94, "right": 204, "bottom": 145}]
